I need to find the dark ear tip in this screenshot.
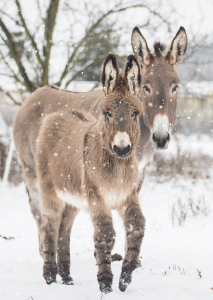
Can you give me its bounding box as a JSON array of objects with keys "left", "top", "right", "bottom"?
[
  {"left": 132, "top": 26, "right": 141, "bottom": 35},
  {"left": 103, "top": 54, "right": 118, "bottom": 70},
  {"left": 179, "top": 26, "right": 186, "bottom": 34},
  {"left": 125, "top": 55, "right": 140, "bottom": 75},
  {"left": 126, "top": 55, "right": 138, "bottom": 64},
  {"left": 104, "top": 54, "right": 117, "bottom": 63},
  {"left": 101, "top": 54, "right": 119, "bottom": 88}
]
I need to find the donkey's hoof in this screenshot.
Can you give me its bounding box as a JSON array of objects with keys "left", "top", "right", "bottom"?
[
  {"left": 62, "top": 275, "right": 74, "bottom": 285},
  {"left": 45, "top": 276, "right": 56, "bottom": 285},
  {"left": 43, "top": 264, "right": 57, "bottom": 285},
  {"left": 119, "top": 269, "right": 132, "bottom": 292},
  {"left": 100, "top": 279, "right": 113, "bottom": 294},
  {"left": 119, "top": 278, "right": 129, "bottom": 292}
]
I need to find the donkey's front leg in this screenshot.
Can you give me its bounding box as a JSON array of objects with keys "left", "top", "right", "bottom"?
[
  {"left": 88, "top": 194, "right": 115, "bottom": 294},
  {"left": 40, "top": 200, "right": 62, "bottom": 284},
  {"left": 57, "top": 205, "right": 78, "bottom": 285},
  {"left": 119, "top": 191, "right": 145, "bottom": 292}
]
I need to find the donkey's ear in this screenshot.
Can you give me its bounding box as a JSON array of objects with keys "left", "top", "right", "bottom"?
[
  {"left": 131, "top": 27, "right": 152, "bottom": 66},
  {"left": 123, "top": 55, "right": 141, "bottom": 95},
  {"left": 166, "top": 26, "right": 187, "bottom": 68},
  {"left": 101, "top": 54, "right": 119, "bottom": 95}
]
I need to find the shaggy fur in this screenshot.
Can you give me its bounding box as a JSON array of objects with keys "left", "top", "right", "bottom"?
[{"left": 153, "top": 42, "right": 166, "bottom": 56}]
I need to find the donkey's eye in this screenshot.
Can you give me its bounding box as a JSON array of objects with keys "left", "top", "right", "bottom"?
[
  {"left": 143, "top": 85, "right": 150, "bottom": 94},
  {"left": 131, "top": 111, "right": 137, "bottom": 118},
  {"left": 106, "top": 111, "right": 113, "bottom": 118},
  {"left": 172, "top": 85, "right": 178, "bottom": 94}
]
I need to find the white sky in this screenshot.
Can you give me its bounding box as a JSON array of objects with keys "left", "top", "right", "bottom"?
[{"left": 172, "top": 0, "right": 213, "bottom": 34}]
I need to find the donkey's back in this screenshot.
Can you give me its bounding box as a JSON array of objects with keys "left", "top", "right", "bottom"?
[{"left": 13, "top": 86, "right": 103, "bottom": 172}]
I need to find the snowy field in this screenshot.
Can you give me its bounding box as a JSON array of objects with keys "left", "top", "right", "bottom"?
[{"left": 0, "top": 175, "right": 213, "bottom": 300}]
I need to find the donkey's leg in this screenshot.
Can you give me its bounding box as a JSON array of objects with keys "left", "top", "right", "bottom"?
[
  {"left": 57, "top": 205, "right": 78, "bottom": 285},
  {"left": 118, "top": 192, "right": 145, "bottom": 292},
  {"left": 24, "top": 166, "right": 43, "bottom": 256},
  {"left": 40, "top": 197, "right": 63, "bottom": 284},
  {"left": 137, "top": 166, "right": 146, "bottom": 195},
  {"left": 88, "top": 194, "right": 115, "bottom": 294}
]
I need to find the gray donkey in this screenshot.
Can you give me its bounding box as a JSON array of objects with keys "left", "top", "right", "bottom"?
[{"left": 33, "top": 54, "right": 143, "bottom": 293}]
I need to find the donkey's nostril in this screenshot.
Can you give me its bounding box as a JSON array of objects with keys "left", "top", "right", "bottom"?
[
  {"left": 152, "top": 132, "right": 170, "bottom": 149},
  {"left": 113, "top": 145, "right": 131, "bottom": 158}
]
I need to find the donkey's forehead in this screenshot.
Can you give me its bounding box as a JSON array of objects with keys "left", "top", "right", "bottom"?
[
  {"left": 143, "top": 57, "right": 180, "bottom": 85},
  {"left": 102, "top": 93, "right": 141, "bottom": 110}
]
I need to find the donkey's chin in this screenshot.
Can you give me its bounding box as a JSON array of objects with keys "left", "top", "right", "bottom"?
[{"left": 112, "top": 145, "right": 131, "bottom": 158}]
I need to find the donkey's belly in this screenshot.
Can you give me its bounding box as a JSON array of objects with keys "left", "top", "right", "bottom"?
[{"left": 56, "top": 190, "right": 88, "bottom": 211}]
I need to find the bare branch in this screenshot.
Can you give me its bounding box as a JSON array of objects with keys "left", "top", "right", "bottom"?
[
  {"left": 0, "top": 18, "right": 35, "bottom": 91},
  {"left": 0, "top": 86, "right": 21, "bottom": 105},
  {"left": 64, "top": 58, "right": 100, "bottom": 88},
  {"left": 15, "top": 0, "right": 43, "bottom": 68},
  {"left": 0, "top": 49, "right": 27, "bottom": 87},
  {"left": 0, "top": 9, "right": 20, "bottom": 25},
  {"left": 58, "top": 2, "right": 172, "bottom": 86},
  {"left": 42, "top": 0, "right": 60, "bottom": 86},
  {"left": 36, "top": 0, "right": 46, "bottom": 25}
]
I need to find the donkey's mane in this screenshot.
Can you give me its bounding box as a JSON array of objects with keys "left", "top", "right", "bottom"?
[{"left": 153, "top": 42, "right": 166, "bottom": 56}]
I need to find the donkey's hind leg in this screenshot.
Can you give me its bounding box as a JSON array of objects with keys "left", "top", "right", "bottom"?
[
  {"left": 40, "top": 196, "right": 64, "bottom": 285},
  {"left": 24, "top": 167, "right": 43, "bottom": 256},
  {"left": 57, "top": 205, "right": 78, "bottom": 285}
]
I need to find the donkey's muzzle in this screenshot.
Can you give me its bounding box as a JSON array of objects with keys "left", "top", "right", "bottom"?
[
  {"left": 152, "top": 132, "right": 170, "bottom": 149},
  {"left": 113, "top": 145, "right": 131, "bottom": 158}
]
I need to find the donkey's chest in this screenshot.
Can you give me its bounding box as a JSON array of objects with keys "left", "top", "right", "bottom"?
[{"left": 101, "top": 188, "right": 128, "bottom": 209}]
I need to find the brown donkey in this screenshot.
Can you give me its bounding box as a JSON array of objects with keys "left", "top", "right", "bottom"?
[
  {"left": 13, "top": 26, "right": 187, "bottom": 290},
  {"left": 35, "top": 54, "right": 144, "bottom": 293}
]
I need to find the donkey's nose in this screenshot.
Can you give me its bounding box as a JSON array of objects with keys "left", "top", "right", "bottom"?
[
  {"left": 152, "top": 132, "right": 170, "bottom": 149},
  {"left": 113, "top": 145, "right": 131, "bottom": 158},
  {"left": 112, "top": 131, "right": 131, "bottom": 157}
]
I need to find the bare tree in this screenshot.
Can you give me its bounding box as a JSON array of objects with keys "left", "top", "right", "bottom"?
[
  {"left": 1, "top": 0, "right": 212, "bottom": 105},
  {"left": 0, "top": 0, "right": 175, "bottom": 104}
]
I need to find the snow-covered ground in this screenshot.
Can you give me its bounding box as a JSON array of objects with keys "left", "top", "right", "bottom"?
[{"left": 0, "top": 176, "right": 213, "bottom": 300}]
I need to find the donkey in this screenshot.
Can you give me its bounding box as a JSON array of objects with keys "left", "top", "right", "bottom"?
[
  {"left": 13, "top": 26, "right": 187, "bottom": 286},
  {"left": 33, "top": 54, "right": 144, "bottom": 293}
]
